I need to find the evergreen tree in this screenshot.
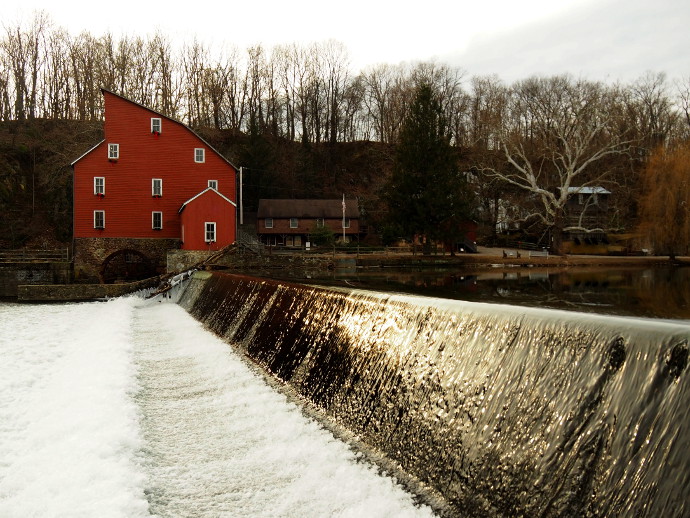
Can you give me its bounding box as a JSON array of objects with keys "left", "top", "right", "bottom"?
[{"left": 385, "top": 83, "right": 474, "bottom": 251}]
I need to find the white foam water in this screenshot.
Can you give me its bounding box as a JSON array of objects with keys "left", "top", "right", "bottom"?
[{"left": 0, "top": 299, "right": 435, "bottom": 517}]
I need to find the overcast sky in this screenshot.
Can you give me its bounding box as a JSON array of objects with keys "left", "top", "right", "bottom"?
[{"left": 3, "top": 0, "right": 688, "bottom": 84}]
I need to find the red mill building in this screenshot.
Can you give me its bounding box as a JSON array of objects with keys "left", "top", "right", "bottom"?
[{"left": 72, "top": 89, "right": 237, "bottom": 282}]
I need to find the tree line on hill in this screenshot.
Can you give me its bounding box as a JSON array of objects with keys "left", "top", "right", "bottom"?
[{"left": 2, "top": 12, "right": 690, "bottom": 255}]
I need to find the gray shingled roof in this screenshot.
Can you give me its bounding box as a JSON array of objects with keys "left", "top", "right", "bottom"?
[{"left": 257, "top": 199, "right": 360, "bottom": 219}]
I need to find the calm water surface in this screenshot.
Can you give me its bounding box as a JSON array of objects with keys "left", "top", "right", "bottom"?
[{"left": 287, "top": 265, "right": 690, "bottom": 320}]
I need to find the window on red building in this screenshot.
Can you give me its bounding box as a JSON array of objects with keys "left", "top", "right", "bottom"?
[
  {"left": 205, "top": 222, "right": 216, "bottom": 242},
  {"left": 94, "top": 210, "right": 105, "bottom": 229},
  {"left": 152, "top": 211, "right": 162, "bottom": 230},
  {"left": 152, "top": 178, "right": 162, "bottom": 197},
  {"left": 94, "top": 177, "right": 105, "bottom": 195}
]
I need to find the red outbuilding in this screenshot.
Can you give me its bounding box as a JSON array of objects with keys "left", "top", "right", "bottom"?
[
  {"left": 179, "top": 188, "right": 236, "bottom": 251},
  {"left": 72, "top": 89, "right": 238, "bottom": 281}
]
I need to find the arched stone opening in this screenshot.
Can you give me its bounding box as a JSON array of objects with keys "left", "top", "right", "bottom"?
[{"left": 100, "top": 249, "right": 156, "bottom": 284}]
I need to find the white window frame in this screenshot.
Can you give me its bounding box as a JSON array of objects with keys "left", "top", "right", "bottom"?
[
  {"left": 316, "top": 218, "right": 325, "bottom": 227},
  {"left": 94, "top": 177, "right": 105, "bottom": 195},
  {"left": 195, "top": 148, "right": 205, "bottom": 163},
  {"left": 289, "top": 218, "right": 298, "bottom": 229},
  {"left": 205, "top": 222, "right": 216, "bottom": 243},
  {"left": 265, "top": 218, "right": 273, "bottom": 229},
  {"left": 152, "top": 211, "right": 163, "bottom": 230},
  {"left": 342, "top": 217, "right": 351, "bottom": 229},
  {"left": 208, "top": 179, "right": 218, "bottom": 190},
  {"left": 152, "top": 178, "right": 163, "bottom": 197},
  {"left": 108, "top": 143, "right": 119, "bottom": 160},
  {"left": 94, "top": 210, "right": 105, "bottom": 229},
  {"left": 151, "top": 117, "right": 162, "bottom": 134}
]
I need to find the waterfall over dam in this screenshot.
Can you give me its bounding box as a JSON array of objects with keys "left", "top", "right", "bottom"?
[{"left": 177, "top": 271, "right": 690, "bottom": 517}]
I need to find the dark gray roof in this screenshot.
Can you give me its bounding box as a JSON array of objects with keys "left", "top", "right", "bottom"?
[{"left": 257, "top": 199, "right": 360, "bottom": 219}]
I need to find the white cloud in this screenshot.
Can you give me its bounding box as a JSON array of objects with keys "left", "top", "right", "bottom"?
[
  {"left": 444, "top": 0, "right": 690, "bottom": 83},
  {"left": 2, "top": 0, "right": 686, "bottom": 82}
]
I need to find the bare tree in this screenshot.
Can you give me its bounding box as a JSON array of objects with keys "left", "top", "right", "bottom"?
[
  {"left": 245, "top": 44, "right": 267, "bottom": 131},
  {"left": 42, "top": 27, "right": 71, "bottom": 119},
  {"left": 3, "top": 12, "right": 48, "bottom": 121},
  {"left": 626, "top": 72, "right": 678, "bottom": 151},
  {"left": 68, "top": 32, "right": 102, "bottom": 120},
  {"left": 480, "top": 76, "right": 632, "bottom": 253},
  {"left": 181, "top": 39, "right": 211, "bottom": 126},
  {"left": 362, "top": 63, "right": 411, "bottom": 144},
  {"left": 283, "top": 43, "right": 318, "bottom": 145},
  {"left": 149, "top": 32, "right": 182, "bottom": 118},
  {"left": 0, "top": 47, "right": 11, "bottom": 120},
  {"left": 467, "top": 75, "right": 507, "bottom": 149},
  {"left": 675, "top": 75, "right": 690, "bottom": 140}
]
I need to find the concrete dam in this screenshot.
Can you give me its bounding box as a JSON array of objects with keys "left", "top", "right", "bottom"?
[{"left": 175, "top": 271, "right": 690, "bottom": 517}]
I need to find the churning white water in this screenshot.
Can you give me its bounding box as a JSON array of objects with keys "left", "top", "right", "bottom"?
[{"left": 0, "top": 298, "right": 435, "bottom": 518}]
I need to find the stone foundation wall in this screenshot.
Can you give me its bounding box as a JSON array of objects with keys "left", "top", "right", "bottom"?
[
  {"left": 0, "top": 262, "right": 72, "bottom": 298},
  {"left": 18, "top": 276, "right": 161, "bottom": 302},
  {"left": 74, "top": 237, "right": 180, "bottom": 282},
  {"left": 167, "top": 250, "right": 214, "bottom": 272}
]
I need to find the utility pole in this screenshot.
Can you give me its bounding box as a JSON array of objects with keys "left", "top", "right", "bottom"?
[{"left": 239, "top": 166, "right": 244, "bottom": 226}]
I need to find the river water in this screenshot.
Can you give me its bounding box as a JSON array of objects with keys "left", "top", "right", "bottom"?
[
  {"left": 0, "top": 297, "right": 435, "bottom": 518},
  {"left": 3, "top": 265, "right": 689, "bottom": 516},
  {"left": 300, "top": 265, "right": 690, "bottom": 320}
]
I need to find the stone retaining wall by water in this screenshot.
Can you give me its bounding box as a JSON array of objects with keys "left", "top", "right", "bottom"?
[
  {"left": 178, "top": 271, "right": 690, "bottom": 517},
  {"left": 0, "top": 262, "right": 72, "bottom": 298},
  {"left": 17, "top": 276, "right": 161, "bottom": 302}
]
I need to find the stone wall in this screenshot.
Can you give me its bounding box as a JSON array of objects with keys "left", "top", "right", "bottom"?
[
  {"left": 166, "top": 248, "right": 337, "bottom": 277},
  {"left": 17, "top": 276, "right": 161, "bottom": 302},
  {"left": 74, "top": 237, "right": 180, "bottom": 282},
  {"left": 166, "top": 250, "right": 214, "bottom": 272},
  {"left": 0, "top": 262, "right": 72, "bottom": 298}
]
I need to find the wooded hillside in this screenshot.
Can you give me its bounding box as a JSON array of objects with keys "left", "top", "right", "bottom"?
[{"left": 2, "top": 13, "right": 689, "bottom": 250}]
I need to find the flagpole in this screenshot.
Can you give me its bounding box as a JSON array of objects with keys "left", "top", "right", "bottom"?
[{"left": 342, "top": 194, "right": 346, "bottom": 242}]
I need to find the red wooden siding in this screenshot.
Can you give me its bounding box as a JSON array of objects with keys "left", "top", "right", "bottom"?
[
  {"left": 180, "top": 190, "right": 235, "bottom": 250},
  {"left": 73, "top": 90, "right": 236, "bottom": 245}
]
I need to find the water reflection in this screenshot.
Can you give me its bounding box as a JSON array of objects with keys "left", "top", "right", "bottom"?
[{"left": 294, "top": 266, "right": 690, "bottom": 320}]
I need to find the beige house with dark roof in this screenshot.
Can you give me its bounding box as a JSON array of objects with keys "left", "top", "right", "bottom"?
[{"left": 257, "top": 199, "right": 360, "bottom": 247}]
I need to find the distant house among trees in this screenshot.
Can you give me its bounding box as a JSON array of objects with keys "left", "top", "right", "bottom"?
[
  {"left": 72, "top": 89, "right": 238, "bottom": 282},
  {"left": 564, "top": 186, "right": 611, "bottom": 230},
  {"left": 256, "top": 199, "right": 360, "bottom": 248}
]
